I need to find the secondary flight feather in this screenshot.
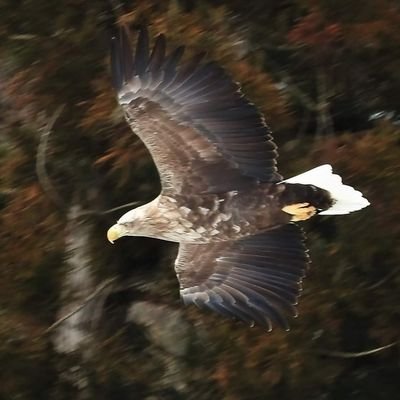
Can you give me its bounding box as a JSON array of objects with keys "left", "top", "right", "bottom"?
[{"left": 107, "top": 26, "right": 369, "bottom": 330}]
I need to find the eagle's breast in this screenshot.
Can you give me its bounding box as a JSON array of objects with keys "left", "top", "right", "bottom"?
[{"left": 156, "top": 191, "right": 257, "bottom": 243}]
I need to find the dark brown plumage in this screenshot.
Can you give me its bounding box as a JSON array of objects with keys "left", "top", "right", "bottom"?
[{"left": 107, "top": 26, "right": 369, "bottom": 330}]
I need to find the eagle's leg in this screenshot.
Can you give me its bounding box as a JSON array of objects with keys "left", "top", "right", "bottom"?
[{"left": 282, "top": 203, "right": 317, "bottom": 221}]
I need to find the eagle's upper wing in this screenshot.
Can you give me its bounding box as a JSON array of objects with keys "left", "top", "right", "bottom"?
[
  {"left": 111, "top": 27, "right": 281, "bottom": 194},
  {"left": 174, "top": 224, "right": 308, "bottom": 330}
]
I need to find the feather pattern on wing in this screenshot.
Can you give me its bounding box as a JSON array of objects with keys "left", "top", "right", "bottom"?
[
  {"left": 174, "top": 224, "right": 309, "bottom": 330},
  {"left": 111, "top": 26, "right": 281, "bottom": 194}
]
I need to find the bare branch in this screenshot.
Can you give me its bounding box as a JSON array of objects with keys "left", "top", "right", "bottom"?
[
  {"left": 362, "top": 269, "right": 399, "bottom": 291},
  {"left": 281, "top": 77, "right": 317, "bottom": 112},
  {"left": 296, "top": 109, "right": 311, "bottom": 139},
  {"left": 10, "top": 29, "right": 75, "bottom": 41},
  {"left": 315, "top": 69, "right": 334, "bottom": 136},
  {"left": 42, "top": 277, "right": 117, "bottom": 336},
  {"left": 98, "top": 201, "right": 143, "bottom": 215},
  {"left": 313, "top": 341, "right": 398, "bottom": 359},
  {"left": 9, "top": 34, "right": 38, "bottom": 40},
  {"left": 36, "top": 105, "right": 65, "bottom": 208},
  {"left": 73, "top": 201, "right": 144, "bottom": 219},
  {"left": 267, "top": 64, "right": 317, "bottom": 112}
]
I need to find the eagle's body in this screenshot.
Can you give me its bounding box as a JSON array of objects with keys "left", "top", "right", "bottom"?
[
  {"left": 118, "top": 183, "right": 331, "bottom": 244},
  {"left": 107, "top": 27, "right": 369, "bottom": 330}
]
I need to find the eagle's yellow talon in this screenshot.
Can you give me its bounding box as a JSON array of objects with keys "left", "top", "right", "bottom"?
[{"left": 282, "top": 203, "right": 317, "bottom": 221}]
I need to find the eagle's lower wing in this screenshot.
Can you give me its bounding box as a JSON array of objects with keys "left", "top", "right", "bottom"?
[
  {"left": 174, "top": 224, "right": 309, "bottom": 330},
  {"left": 111, "top": 27, "right": 281, "bottom": 194}
]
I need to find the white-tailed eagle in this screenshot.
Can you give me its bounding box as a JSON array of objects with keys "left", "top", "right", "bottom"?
[{"left": 107, "top": 27, "right": 369, "bottom": 330}]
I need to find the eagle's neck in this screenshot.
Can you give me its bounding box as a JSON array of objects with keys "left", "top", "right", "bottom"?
[{"left": 120, "top": 196, "right": 182, "bottom": 242}]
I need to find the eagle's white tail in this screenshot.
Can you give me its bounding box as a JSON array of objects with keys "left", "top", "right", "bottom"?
[{"left": 283, "top": 164, "right": 370, "bottom": 215}]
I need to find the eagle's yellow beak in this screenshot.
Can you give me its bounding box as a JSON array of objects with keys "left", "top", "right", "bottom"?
[{"left": 107, "top": 224, "right": 124, "bottom": 244}]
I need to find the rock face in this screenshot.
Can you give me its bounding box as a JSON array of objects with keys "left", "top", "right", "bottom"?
[
  {"left": 127, "top": 301, "right": 196, "bottom": 394},
  {"left": 127, "top": 301, "right": 191, "bottom": 357}
]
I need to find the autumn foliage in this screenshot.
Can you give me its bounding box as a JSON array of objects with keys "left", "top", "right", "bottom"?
[{"left": 0, "top": 0, "right": 399, "bottom": 399}]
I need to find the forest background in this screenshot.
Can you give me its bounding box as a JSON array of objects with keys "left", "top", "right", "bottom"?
[{"left": 0, "top": 0, "right": 399, "bottom": 399}]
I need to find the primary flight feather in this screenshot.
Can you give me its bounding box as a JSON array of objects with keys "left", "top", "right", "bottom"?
[{"left": 107, "top": 26, "right": 369, "bottom": 330}]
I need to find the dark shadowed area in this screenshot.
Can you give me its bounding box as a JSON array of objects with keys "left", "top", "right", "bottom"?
[{"left": 0, "top": 1, "right": 399, "bottom": 399}]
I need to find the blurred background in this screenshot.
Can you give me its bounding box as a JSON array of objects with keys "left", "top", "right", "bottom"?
[{"left": 0, "top": 0, "right": 399, "bottom": 399}]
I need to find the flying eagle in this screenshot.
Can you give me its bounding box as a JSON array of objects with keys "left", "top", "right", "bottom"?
[{"left": 107, "top": 27, "right": 369, "bottom": 330}]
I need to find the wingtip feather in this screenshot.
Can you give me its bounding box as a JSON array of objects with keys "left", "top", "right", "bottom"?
[
  {"left": 135, "top": 25, "right": 150, "bottom": 76},
  {"left": 111, "top": 25, "right": 134, "bottom": 91}
]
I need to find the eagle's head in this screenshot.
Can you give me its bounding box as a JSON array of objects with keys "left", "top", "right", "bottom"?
[
  {"left": 107, "top": 198, "right": 162, "bottom": 243},
  {"left": 107, "top": 204, "right": 149, "bottom": 243}
]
